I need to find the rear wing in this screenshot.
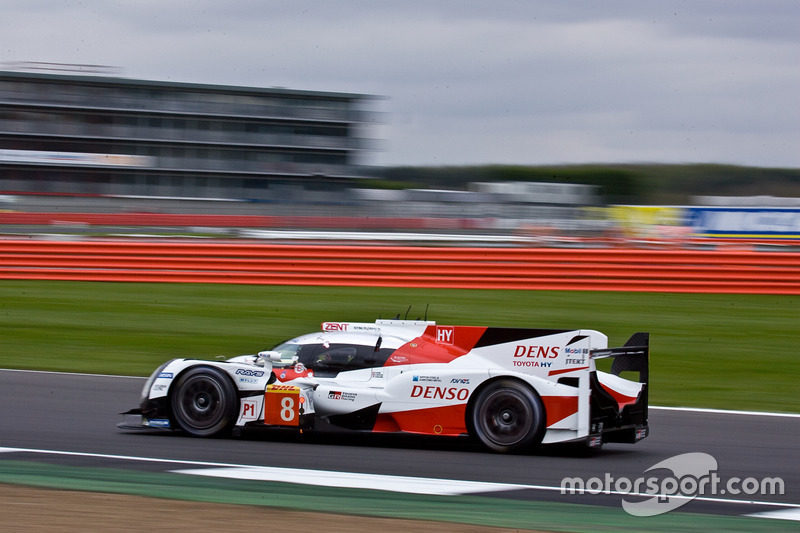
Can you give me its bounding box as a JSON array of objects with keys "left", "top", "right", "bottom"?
[{"left": 591, "top": 332, "right": 649, "bottom": 384}]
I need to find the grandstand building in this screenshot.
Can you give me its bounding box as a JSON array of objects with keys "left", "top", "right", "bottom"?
[{"left": 0, "top": 69, "right": 382, "bottom": 199}]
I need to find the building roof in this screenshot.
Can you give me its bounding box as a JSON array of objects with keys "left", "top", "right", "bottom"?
[{"left": 0, "top": 69, "right": 384, "bottom": 102}]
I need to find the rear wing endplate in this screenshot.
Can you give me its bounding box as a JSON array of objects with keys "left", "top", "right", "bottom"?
[{"left": 591, "top": 332, "right": 649, "bottom": 384}]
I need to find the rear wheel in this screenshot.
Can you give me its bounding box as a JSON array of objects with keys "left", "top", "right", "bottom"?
[
  {"left": 469, "top": 380, "right": 545, "bottom": 453},
  {"left": 171, "top": 366, "right": 237, "bottom": 437}
]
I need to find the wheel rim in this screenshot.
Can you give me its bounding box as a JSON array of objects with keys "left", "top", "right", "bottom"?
[
  {"left": 477, "top": 388, "right": 534, "bottom": 446},
  {"left": 175, "top": 375, "right": 226, "bottom": 430}
]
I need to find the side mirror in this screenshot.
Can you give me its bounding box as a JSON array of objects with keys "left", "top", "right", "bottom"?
[{"left": 258, "top": 350, "right": 284, "bottom": 364}]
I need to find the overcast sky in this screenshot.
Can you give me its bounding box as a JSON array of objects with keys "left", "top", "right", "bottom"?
[{"left": 2, "top": 1, "right": 798, "bottom": 168}]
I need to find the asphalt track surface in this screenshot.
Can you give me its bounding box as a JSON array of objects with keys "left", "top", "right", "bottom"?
[{"left": 1, "top": 369, "right": 798, "bottom": 524}]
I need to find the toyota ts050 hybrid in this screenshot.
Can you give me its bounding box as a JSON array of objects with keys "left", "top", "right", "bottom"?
[{"left": 120, "top": 320, "right": 649, "bottom": 453}]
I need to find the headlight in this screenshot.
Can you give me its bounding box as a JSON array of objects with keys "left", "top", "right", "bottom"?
[{"left": 141, "top": 360, "right": 174, "bottom": 401}]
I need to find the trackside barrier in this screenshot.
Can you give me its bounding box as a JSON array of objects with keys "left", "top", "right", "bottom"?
[{"left": 1, "top": 240, "right": 799, "bottom": 294}]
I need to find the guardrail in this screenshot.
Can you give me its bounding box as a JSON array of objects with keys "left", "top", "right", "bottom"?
[{"left": 1, "top": 240, "right": 799, "bottom": 294}]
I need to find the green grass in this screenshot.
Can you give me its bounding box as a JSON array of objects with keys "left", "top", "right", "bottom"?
[{"left": 1, "top": 280, "right": 797, "bottom": 412}]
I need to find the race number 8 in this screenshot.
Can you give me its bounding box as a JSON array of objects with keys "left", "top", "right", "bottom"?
[
  {"left": 280, "top": 396, "right": 295, "bottom": 422},
  {"left": 264, "top": 385, "right": 300, "bottom": 426}
]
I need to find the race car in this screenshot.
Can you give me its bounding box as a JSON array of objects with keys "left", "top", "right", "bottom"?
[{"left": 120, "top": 319, "right": 649, "bottom": 453}]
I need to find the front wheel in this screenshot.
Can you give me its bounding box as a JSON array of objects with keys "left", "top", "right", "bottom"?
[
  {"left": 171, "top": 366, "right": 237, "bottom": 437},
  {"left": 469, "top": 380, "right": 546, "bottom": 453}
]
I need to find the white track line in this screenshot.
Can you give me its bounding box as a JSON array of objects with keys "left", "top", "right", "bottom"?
[
  {"left": 747, "top": 509, "right": 800, "bottom": 521},
  {"left": 649, "top": 406, "right": 800, "bottom": 419},
  {"left": 0, "top": 368, "right": 145, "bottom": 379},
  {"left": 172, "top": 466, "right": 528, "bottom": 495}
]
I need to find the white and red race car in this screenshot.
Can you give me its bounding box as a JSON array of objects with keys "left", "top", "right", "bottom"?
[{"left": 121, "top": 320, "right": 649, "bottom": 453}]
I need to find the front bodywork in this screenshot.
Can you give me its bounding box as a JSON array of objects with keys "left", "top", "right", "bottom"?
[{"left": 121, "top": 320, "right": 649, "bottom": 450}]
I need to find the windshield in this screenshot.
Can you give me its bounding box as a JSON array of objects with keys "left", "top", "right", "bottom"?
[{"left": 270, "top": 342, "right": 303, "bottom": 366}]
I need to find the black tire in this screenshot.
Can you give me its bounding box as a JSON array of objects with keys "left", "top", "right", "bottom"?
[
  {"left": 170, "top": 366, "right": 237, "bottom": 437},
  {"left": 469, "top": 379, "right": 546, "bottom": 453}
]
